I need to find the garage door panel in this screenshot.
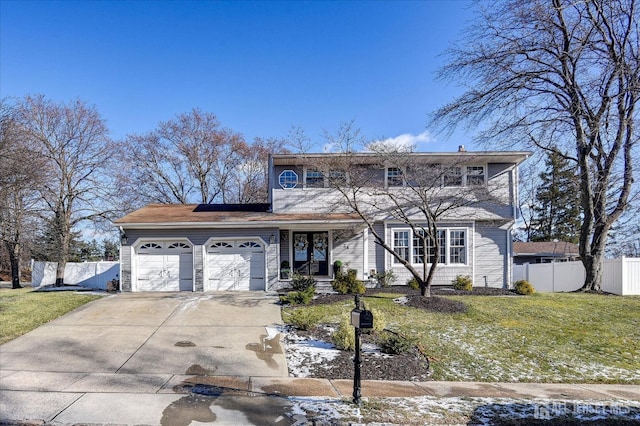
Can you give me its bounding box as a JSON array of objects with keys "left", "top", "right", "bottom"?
[
  {"left": 135, "top": 242, "right": 193, "bottom": 292},
  {"left": 205, "top": 241, "right": 265, "bottom": 291}
]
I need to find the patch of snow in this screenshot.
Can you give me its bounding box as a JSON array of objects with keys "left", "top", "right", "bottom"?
[
  {"left": 393, "top": 296, "right": 408, "bottom": 305},
  {"left": 287, "top": 396, "right": 640, "bottom": 425},
  {"left": 281, "top": 326, "right": 341, "bottom": 378}
]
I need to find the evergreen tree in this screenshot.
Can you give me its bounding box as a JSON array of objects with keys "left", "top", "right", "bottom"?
[{"left": 530, "top": 150, "right": 581, "bottom": 243}]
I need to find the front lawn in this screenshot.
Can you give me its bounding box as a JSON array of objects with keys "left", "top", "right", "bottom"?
[
  {"left": 282, "top": 291, "right": 640, "bottom": 384},
  {"left": 0, "top": 287, "right": 104, "bottom": 345}
]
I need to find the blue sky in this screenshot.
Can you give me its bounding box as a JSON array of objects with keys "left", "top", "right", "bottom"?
[{"left": 1, "top": 0, "right": 476, "bottom": 151}]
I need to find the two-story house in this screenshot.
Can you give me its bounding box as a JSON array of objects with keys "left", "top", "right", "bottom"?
[{"left": 114, "top": 150, "right": 530, "bottom": 292}]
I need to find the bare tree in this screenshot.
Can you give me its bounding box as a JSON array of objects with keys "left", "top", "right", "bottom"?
[
  {"left": 228, "top": 137, "right": 289, "bottom": 203},
  {"left": 117, "top": 109, "right": 263, "bottom": 205},
  {"left": 431, "top": 0, "right": 639, "bottom": 292},
  {"left": 312, "top": 131, "right": 505, "bottom": 298},
  {"left": 0, "top": 99, "right": 45, "bottom": 288},
  {"left": 16, "top": 95, "right": 113, "bottom": 286}
]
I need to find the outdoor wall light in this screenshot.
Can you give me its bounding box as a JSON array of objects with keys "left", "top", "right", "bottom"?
[
  {"left": 269, "top": 233, "right": 275, "bottom": 244},
  {"left": 120, "top": 231, "right": 128, "bottom": 245}
]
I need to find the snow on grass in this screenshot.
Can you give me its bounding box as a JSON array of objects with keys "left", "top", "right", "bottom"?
[
  {"left": 288, "top": 396, "right": 640, "bottom": 425},
  {"left": 281, "top": 325, "right": 394, "bottom": 378},
  {"left": 280, "top": 325, "right": 341, "bottom": 377},
  {"left": 425, "top": 324, "right": 640, "bottom": 383}
]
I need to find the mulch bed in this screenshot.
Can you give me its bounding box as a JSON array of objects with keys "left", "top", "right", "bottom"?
[
  {"left": 304, "top": 285, "right": 519, "bottom": 313},
  {"left": 291, "top": 326, "right": 432, "bottom": 381},
  {"left": 284, "top": 285, "right": 520, "bottom": 380}
]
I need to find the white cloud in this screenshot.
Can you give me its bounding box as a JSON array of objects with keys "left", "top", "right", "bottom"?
[{"left": 368, "top": 130, "right": 433, "bottom": 152}]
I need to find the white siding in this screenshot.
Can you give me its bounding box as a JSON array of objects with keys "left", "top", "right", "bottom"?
[
  {"left": 474, "top": 223, "right": 510, "bottom": 288},
  {"left": 332, "top": 229, "right": 365, "bottom": 280}
]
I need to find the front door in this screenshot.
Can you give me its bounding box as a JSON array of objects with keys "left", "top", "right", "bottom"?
[{"left": 293, "top": 232, "right": 329, "bottom": 276}]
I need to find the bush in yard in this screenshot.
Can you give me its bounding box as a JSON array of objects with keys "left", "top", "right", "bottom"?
[
  {"left": 514, "top": 280, "right": 535, "bottom": 295},
  {"left": 291, "top": 273, "right": 316, "bottom": 291},
  {"left": 331, "top": 269, "right": 365, "bottom": 294},
  {"left": 279, "top": 286, "right": 316, "bottom": 305},
  {"left": 407, "top": 277, "right": 420, "bottom": 290},
  {"left": 452, "top": 275, "right": 473, "bottom": 291},
  {"left": 378, "top": 332, "right": 417, "bottom": 355},
  {"left": 332, "top": 315, "right": 355, "bottom": 351},
  {"left": 284, "top": 308, "right": 323, "bottom": 331},
  {"left": 369, "top": 306, "right": 387, "bottom": 333},
  {"left": 373, "top": 269, "right": 397, "bottom": 288}
]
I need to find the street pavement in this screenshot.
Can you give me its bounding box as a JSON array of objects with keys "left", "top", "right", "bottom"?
[{"left": 1, "top": 291, "right": 639, "bottom": 425}]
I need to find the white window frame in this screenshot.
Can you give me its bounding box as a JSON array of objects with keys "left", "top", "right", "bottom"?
[
  {"left": 392, "top": 229, "right": 410, "bottom": 264},
  {"left": 304, "top": 168, "right": 325, "bottom": 188},
  {"left": 279, "top": 170, "right": 298, "bottom": 189},
  {"left": 392, "top": 227, "right": 468, "bottom": 266},
  {"left": 466, "top": 166, "right": 486, "bottom": 186},
  {"left": 441, "top": 165, "right": 486, "bottom": 187},
  {"left": 386, "top": 167, "right": 404, "bottom": 187},
  {"left": 448, "top": 229, "right": 467, "bottom": 265}
]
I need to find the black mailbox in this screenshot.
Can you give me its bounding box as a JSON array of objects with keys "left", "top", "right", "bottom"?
[{"left": 351, "top": 309, "right": 374, "bottom": 329}]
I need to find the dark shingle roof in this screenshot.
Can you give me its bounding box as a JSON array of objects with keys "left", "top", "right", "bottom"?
[
  {"left": 115, "top": 204, "right": 361, "bottom": 226},
  {"left": 513, "top": 241, "right": 580, "bottom": 256}
]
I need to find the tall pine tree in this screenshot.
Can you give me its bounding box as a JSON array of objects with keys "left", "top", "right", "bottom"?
[{"left": 530, "top": 150, "right": 581, "bottom": 243}]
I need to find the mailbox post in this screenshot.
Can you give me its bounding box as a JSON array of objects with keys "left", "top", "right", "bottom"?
[{"left": 351, "top": 294, "right": 373, "bottom": 405}]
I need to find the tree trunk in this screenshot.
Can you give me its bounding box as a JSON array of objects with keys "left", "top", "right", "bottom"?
[
  {"left": 55, "top": 261, "right": 65, "bottom": 286},
  {"left": 579, "top": 225, "right": 607, "bottom": 292},
  {"left": 420, "top": 282, "right": 431, "bottom": 297},
  {"left": 7, "top": 242, "right": 22, "bottom": 289},
  {"left": 581, "top": 254, "right": 603, "bottom": 292}
]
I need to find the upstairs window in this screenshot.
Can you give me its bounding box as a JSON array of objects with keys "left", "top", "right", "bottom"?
[
  {"left": 279, "top": 170, "right": 298, "bottom": 189},
  {"left": 305, "top": 169, "right": 324, "bottom": 188},
  {"left": 328, "top": 170, "right": 347, "bottom": 185},
  {"left": 387, "top": 167, "right": 404, "bottom": 187},
  {"left": 466, "top": 166, "right": 485, "bottom": 186},
  {"left": 443, "top": 167, "right": 463, "bottom": 187}
]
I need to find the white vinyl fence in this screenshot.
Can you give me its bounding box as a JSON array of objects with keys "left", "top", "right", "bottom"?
[
  {"left": 513, "top": 257, "right": 640, "bottom": 295},
  {"left": 31, "top": 261, "right": 119, "bottom": 290}
]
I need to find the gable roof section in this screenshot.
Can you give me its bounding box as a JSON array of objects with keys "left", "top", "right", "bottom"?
[
  {"left": 513, "top": 241, "right": 580, "bottom": 256},
  {"left": 115, "top": 204, "right": 362, "bottom": 228}
]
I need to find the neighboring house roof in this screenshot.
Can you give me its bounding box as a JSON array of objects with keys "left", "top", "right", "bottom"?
[
  {"left": 513, "top": 241, "right": 580, "bottom": 257},
  {"left": 115, "top": 204, "right": 362, "bottom": 228}
]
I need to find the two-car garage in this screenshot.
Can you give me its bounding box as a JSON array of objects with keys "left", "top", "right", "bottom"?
[{"left": 133, "top": 238, "right": 265, "bottom": 292}]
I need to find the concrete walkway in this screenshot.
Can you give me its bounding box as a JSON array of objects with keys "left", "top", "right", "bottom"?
[{"left": 1, "top": 291, "right": 639, "bottom": 425}]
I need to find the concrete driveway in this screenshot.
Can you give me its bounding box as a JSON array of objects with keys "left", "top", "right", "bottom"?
[
  {"left": 1, "top": 291, "right": 287, "bottom": 378},
  {"left": 1, "top": 291, "right": 294, "bottom": 425}
]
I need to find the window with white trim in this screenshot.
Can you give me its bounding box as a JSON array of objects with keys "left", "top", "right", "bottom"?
[
  {"left": 466, "top": 166, "right": 485, "bottom": 186},
  {"left": 387, "top": 167, "right": 404, "bottom": 187},
  {"left": 305, "top": 169, "right": 324, "bottom": 187},
  {"left": 443, "top": 167, "right": 463, "bottom": 187},
  {"left": 392, "top": 230, "right": 410, "bottom": 263},
  {"left": 413, "top": 230, "right": 446, "bottom": 264},
  {"left": 449, "top": 230, "right": 466, "bottom": 264},
  {"left": 279, "top": 170, "right": 298, "bottom": 189},
  {"left": 394, "top": 228, "right": 467, "bottom": 265},
  {"left": 329, "top": 170, "right": 347, "bottom": 185}
]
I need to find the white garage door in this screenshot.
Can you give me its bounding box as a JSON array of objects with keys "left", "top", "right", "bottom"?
[
  {"left": 206, "top": 240, "right": 265, "bottom": 291},
  {"left": 136, "top": 242, "right": 193, "bottom": 291}
]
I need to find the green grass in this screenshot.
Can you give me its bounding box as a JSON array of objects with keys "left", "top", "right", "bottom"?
[
  {"left": 283, "top": 292, "right": 640, "bottom": 384},
  {"left": 0, "top": 287, "right": 103, "bottom": 345}
]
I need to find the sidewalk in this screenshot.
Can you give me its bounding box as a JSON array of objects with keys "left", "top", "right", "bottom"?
[{"left": 2, "top": 373, "right": 639, "bottom": 425}]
